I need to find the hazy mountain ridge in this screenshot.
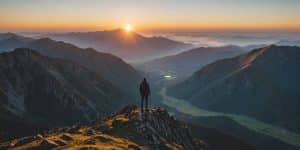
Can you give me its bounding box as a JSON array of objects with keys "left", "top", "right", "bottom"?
[
  {"left": 0, "top": 34, "right": 142, "bottom": 97},
  {"left": 168, "top": 45, "right": 300, "bottom": 133},
  {"left": 44, "top": 29, "right": 193, "bottom": 62},
  {"left": 0, "top": 33, "right": 34, "bottom": 52},
  {"left": 277, "top": 40, "right": 300, "bottom": 46},
  {"left": 0, "top": 49, "right": 129, "bottom": 140},
  {"left": 138, "top": 45, "right": 247, "bottom": 80}
]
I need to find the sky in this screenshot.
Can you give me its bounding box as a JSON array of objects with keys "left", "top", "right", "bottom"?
[{"left": 0, "top": 0, "right": 299, "bottom": 32}]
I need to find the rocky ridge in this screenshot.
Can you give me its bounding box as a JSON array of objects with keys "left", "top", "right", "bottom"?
[{"left": 0, "top": 105, "right": 205, "bottom": 150}]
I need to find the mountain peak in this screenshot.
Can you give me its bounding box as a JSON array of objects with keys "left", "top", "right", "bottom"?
[
  {"left": 0, "top": 105, "right": 204, "bottom": 150},
  {"left": 0, "top": 32, "right": 18, "bottom": 38},
  {"left": 33, "top": 37, "right": 54, "bottom": 43}
]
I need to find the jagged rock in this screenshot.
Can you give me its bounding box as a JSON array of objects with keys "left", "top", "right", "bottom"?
[
  {"left": 127, "top": 144, "right": 141, "bottom": 150},
  {"left": 36, "top": 134, "right": 44, "bottom": 139},
  {"left": 54, "top": 140, "right": 66, "bottom": 146},
  {"left": 67, "top": 125, "right": 81, "bottom": 134},
  {"left": 84, "top": 129, "right": 95, "bottom": 136},
  {"left": 93, "top": 135, "right": 113, "bottom": 143},
  {"left": 10, "top": 136, "right": 40, "bottom": 147},
  {"left": 94, "top": 124, "right": 109, "bottom": 133},
  {"left": 135, "top": 107, "right": 200, "bottom": 150},
  {"left": 60, "top": 134, "right": 73, "bottom": 141},
  {"left": 37, "top": 139, "right": 58, "bottom": 149},
  {"left": 83, "top": 138, "right": 96, "bottom": 145}
]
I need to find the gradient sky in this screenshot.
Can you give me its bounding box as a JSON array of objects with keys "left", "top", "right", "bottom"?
[{"left": 0, "top": 0, "right": 299, "bottom": 32}]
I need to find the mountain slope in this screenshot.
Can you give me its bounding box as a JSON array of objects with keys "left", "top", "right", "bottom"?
[
  {"left": 168, "top": 45, "right": 300, "bottom": 133},
  {"left": 0, "top": 106, "right": 205, "bottom": 150},
  {"left": 45, "top": 29, "right": 192, "bottom": 62},
  {"left": 23, "top": 38, "right": 142, "bottom": 97},
  {"left": 138, "top": 45, "right": 246, "bottom": 79},
  {"left": 0, "top": 49, "right": 128, "bottom": 139},
  {"left": 0, "top": 34, "right": 142, "bottom": 97}
]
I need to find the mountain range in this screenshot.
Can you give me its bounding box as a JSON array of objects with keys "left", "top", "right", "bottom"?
[
  {"left": 168, "top": 45, "right": 300, "bottom": 133},
  {"left": 0, "top": 33, "right": 142, "bottom": 97},
  {"left": 1, "top": 32, "right": 299, "bottom": 149},
  {"left": 137, "top": 45, "right": 246, "bottom": 80},
  {"left": 43, "top": 29, "right": 192, "bottom": 62}
]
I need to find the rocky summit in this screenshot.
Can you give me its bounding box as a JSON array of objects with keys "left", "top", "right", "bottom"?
[{"left": 0, "top": 105, "right": 205, "bottom": 150}]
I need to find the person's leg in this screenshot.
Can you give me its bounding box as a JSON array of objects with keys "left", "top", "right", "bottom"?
[
  {"left": 141, "top": 95, "right": 144, "bottom": 113},
  {"left": 145, "top": 95, "right": 148, "bottom": 111}
]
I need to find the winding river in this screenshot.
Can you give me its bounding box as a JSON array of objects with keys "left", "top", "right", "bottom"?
[{"left": 159, "top": 87, "right": 300, "bottom": 147}]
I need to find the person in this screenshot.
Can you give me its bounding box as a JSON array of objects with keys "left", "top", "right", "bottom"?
[{"left": 139, "top": 78, "right": 150, "bottom": 113}]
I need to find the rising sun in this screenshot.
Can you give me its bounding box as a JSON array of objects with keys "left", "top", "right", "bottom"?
[{"left": 124, "top": 24, "right": 133, "bottom": 32}]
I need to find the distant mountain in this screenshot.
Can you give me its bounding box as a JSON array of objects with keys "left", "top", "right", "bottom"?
[
  {"left": 0, "top": 49, "right": 129, "bottom": 139},
  {"left": 276, "top": 40, "right": 300, "bottom": 46},
  {"left": 0, "top": 33, "right": 20, "bottom": 41},
  {"left": 138, "top": 45, "right": 248, "bottom": 80},
  {"left": 0, "top": 36, "right": 142, "bottom": 97},
  {"left": 0, "top": 33, "right": 33, "bottom": 52},
  {"left": 0, "top": 106, "right": 205, "bottom": 150},
  {"left": 168, "top": 45, "right": 300, "bottom": 133},
  {"left": 45, "top": 29, "right": 192, "bottom": 62}
]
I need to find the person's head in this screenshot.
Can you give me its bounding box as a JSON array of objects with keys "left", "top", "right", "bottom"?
[{"left": 143, "top": 78, "right": 146, "bottom": 82}]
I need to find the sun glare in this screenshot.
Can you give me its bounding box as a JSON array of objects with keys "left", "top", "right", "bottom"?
[{"left": 124, "top": 24, "right": 133, "bottom": 32}]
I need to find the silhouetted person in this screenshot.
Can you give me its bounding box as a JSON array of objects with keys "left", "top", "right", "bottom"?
[{"left": 140, "top": 78, "right": 150, "bottom": 113}]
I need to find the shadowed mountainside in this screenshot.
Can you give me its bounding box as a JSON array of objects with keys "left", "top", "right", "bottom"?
[
  {"left": 0, "top": 34, "right": 142, "bottom": 97},
  {"left": 168, "top": 45, "right": 300, "bottom": 133},
  {"left": 25, "top": 38, "right": 142, "bottom": 97},
  {"left": 0, "top": 49, "right": 129, "bottom": 140}
]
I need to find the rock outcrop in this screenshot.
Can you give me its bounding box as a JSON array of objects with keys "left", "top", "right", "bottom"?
[{"left": 0, "top": 105, "right": 205, "bottom": 150}]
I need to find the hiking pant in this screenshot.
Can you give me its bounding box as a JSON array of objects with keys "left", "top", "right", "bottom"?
[{"left": 141, "top": 95, "right": 148, "bottom": 111}]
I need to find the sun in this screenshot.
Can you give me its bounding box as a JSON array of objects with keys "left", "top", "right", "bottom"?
[{"left": 124, "top": 24, "right": 133, "bottom": 32}]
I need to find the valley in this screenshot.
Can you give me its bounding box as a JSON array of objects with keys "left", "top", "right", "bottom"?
[{"left": 159, "top": 87, "right": 300, "bottom": 147}]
